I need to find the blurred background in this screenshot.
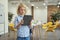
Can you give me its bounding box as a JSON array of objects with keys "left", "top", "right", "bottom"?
[{"left": 0, "top": 0, "right": 60, "bottom": 40}]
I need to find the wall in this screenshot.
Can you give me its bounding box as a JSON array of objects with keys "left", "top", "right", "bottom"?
[
  {"left": 0, "top": 0, "right": 8, "bottom": 35},
  {"left": 34, "top": 8, "right": 47, "bottom": 23},
  {"left": 47, "top": 5, "right": 58, "bottom": 22}
]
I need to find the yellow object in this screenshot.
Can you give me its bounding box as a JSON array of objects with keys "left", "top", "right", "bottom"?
[
  {"left": 47, "top": 22, "right": 52, "bottom": 25},
  {"left": 9, "top": 23, "right": 17, "bottom": 31},
  {"left": 42, "top": 27, "right": 47, "bottom": 29},
  {"left": 9, "top": 23, "right": 14, "bottom": 27},
  {"left": 55, "top": 21, "right": 59, "bottom": 26},
  {"left": 53, "top": 25, "right": 56, "bottom": 29},
  {"left": 42, "top": 22, "right": 57, "bottom": 32},
  {"left": 42, "top": 24, "right": 47, "bottom": 29}
]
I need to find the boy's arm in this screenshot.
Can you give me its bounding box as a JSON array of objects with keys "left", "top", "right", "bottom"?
[
  {"left": 15, "top": 20, "right": 24, "bottom": 29},
  {"left": 14, "top": 17, "right": 24, "bottom": 29}
]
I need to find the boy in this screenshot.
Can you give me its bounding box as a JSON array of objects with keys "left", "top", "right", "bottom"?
[{"left": 14, "top": 3, "right": 30, "bottom": 40}]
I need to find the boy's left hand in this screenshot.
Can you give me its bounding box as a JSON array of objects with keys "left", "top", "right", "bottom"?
[{"left": 20, "top": 20, "right": 24, "bottom": 24}]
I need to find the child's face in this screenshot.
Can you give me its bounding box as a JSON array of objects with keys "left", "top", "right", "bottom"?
[{"left": 19, "top": 7, "right": 26, "bottom": 15}]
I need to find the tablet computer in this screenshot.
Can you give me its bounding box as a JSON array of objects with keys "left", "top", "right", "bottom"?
[{"left": 22, "top": 15, "right": 32, "bottom": 25}]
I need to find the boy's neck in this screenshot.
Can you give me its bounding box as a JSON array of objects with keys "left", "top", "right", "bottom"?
[{"left": 18, "top": 14, "right": 24, "bottom": 16}]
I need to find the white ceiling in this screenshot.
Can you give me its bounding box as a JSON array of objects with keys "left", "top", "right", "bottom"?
[
  {"left": 8, "top": 0, "right": 60, "bottom": 8},
  {"left": 8, "top": 0, "right": 60, "bottom": 2},
  {"left": 8, "top": 0, "right": 60, "bottom": 5}
]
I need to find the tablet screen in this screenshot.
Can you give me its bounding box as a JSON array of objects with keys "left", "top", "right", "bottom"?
[{"left": 22, "top": 15, "right": 32, "bottom": 25}]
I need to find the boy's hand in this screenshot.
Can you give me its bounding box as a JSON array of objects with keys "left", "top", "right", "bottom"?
[
  {"left": 15, "top": 20, "right": 24, "bottom": 29},
  {"left": 20, "top": 20, "right": 24, "bottom": 24}
]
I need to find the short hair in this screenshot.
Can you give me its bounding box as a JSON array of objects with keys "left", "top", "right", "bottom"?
[{"left": 17, "top": 3, "right": 26, "bottom": 14}]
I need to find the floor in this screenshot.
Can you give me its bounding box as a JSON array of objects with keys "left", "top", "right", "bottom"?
[{"left": 0, "top": 26, "right": 60, "bottom": 40}]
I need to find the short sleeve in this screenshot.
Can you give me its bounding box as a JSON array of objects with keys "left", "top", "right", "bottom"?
[{"left": 14, "top": 17, "right": 18, "bottom": 28}]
